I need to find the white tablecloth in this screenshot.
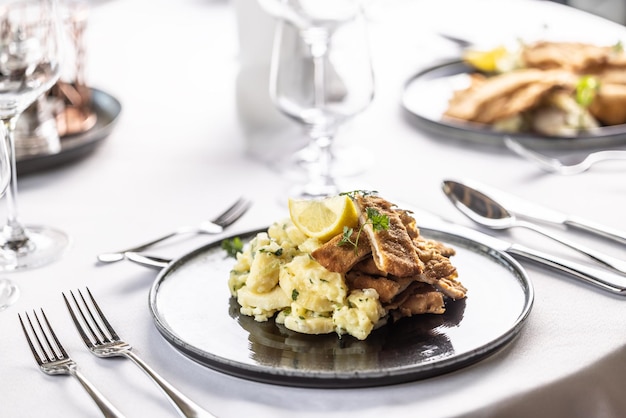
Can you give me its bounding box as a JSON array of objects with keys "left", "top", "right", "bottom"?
[{"left": 1, "top": 0, "right": 625, "bottom": 417}]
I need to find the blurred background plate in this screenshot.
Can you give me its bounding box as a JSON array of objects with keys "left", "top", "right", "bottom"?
[
  {"left": 402, "top": 60, "right": 626, "bottom": 150},
  {"left": 16, "top": 88, "right": 121, "bottom": 175}
]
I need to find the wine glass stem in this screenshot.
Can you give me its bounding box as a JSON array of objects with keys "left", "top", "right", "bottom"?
[
  {"left": 301, "top": 29, "right": 338, "bottom": 196},
  {"left": 299, "top": 129, "right": 337, "bottom": 198},
  {"left": 312, "top": 133, "right": 332, "bottom": 181},
  {"left": 1, "top": 117, "right": 28, "bottom": 248}
]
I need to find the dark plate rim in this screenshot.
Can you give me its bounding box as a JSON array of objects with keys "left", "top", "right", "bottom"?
[
  {"left": 16, "top": 88, "right": 122, "bottom": 174},
  {"left": 147, "top": 226, "right": 534, "bottom": 388}
]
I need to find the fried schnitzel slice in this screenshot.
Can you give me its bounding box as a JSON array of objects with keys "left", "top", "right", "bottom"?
[
  {"left": 311, "top": 229, "right": 371, "bottom": 273},
  {"left": 445, "top": 68, "right": 577, "bottom": 124},
  {"left": 351, "top": 257, "right": 388, "bottom": 276},
  {"left": 345, "top": 271, "right": 414, "bottom": 303},
  {"left": 354, "top": 195, "right": 424, "bottom": 278},
  {"left": 386, "top": 282, "right": 446, "bottom": 320},
  {"left": 521, "top": 41, "right": 612, "bottom": 73}
]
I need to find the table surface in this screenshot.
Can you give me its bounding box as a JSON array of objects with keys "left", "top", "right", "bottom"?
[{"left": 1, "top": 0, "right": 626, "bottom": 417}]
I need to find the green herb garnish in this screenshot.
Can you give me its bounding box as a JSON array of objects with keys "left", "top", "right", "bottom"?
[
  {"left": 259, "top": 247, "right": 283, "bottom": 257},
  {"left": 221, "top": 237, "right": 243, "bottom": 258},
  {"left": 613, "top": 41, "right": 624, "bottom": 53},
  {"left": 340, "top": 190, "right": 378, "bottom": 199},
  {"left": 338, "top": 207, "right": 390, "bottom": 253},
  {"left": 291, "top": 289, "right": 299, "bottom": 301},
  {"left": 576, "top": 75, "right": 600, "bottom": 108},
  {"left": 366, "top": 207, "right": 390, "bottom": 231}
]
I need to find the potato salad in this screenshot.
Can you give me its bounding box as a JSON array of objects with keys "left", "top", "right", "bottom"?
[{"left": 228, "top": 219, "right": 386, "bottom": 340}]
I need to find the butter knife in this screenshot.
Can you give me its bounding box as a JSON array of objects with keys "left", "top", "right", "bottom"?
[
  {"left": 409, "top": 207, "right": 626, "bottom": 296},
  {"left": 451, "top": 178, "right": 626, "bottom": 245}
]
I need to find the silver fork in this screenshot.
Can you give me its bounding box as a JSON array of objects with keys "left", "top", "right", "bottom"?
[
  {"left": 19, "top": 309, "right": 126, "bottom": 418},
  {"left": 63, "top": 288, "right": 217, "bottom": 418},
  {"left": 97, "top": 197, "right": 251, "bottom": 263},
  {"left": 504, "top": 136, "right": 626, "bottom": 175}
]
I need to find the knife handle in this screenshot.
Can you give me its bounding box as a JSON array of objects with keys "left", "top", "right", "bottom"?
[
  {"left": 508, "top": 245, "right": 626, "bottom": 296},
  {"left": 565, "top": 216, "right": 626, "bottom": 246}
]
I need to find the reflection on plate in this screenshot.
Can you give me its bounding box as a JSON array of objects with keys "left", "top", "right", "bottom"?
[
  {"left": 16, "top": 88, "right": 121, "bottom": 175},
  {"left": 402, "top": 60, "right": 626, "bottom": 149},
  {"left": 149, "top": 226, "right": 533, "bottom": 388}
]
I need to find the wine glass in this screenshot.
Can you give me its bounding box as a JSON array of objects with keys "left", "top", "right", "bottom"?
[
  {"left": 267, "top": 1, "right": 374, "bottom": 198},
  {"left": 0, "top": 104, "right": 16, "bottom": 308},
  {"left": 0, "top": 0, "right": 69, "bottom": 271}
]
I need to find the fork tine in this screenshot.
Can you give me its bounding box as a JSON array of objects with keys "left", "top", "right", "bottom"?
[
  {"left": 32, "top": 310, "right": 58, "bottom": 363},
  {"left": 66, "top": 287, "right": 120, "bottom": 344},
  {"left": 63, "top": 291, "right": 97, "bottom": 349},
  {"left": 216, "top": 204, "right": 249, "bottom": 228},
  {"left": 210, "top": 198, "right": 244, "bottom": 225},
  {"left": 39, "top": 308, "right": 69, "bottom": 360},
  {"left": 211, "top": 198, "right": 250, "bottom": 227},
  {"left": 214, "top": 198, "right": 251, "bottom": 228},
  {"left": 18, "top": 312, "right": 44, "bottom": 366},
  {"left": 75, "top": 289, "right": 110, "bottom": 342},
  {"left": 83, "top": 287, "right": 120, "bottom": 341},
  {"left": 20, "top": 309, "right": 65, "bottom": 365}
]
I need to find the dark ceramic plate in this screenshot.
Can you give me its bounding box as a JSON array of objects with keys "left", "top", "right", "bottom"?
[
  {"left": 402, "top": 60, "right": 626, "bottom": 149},
  {"left": 16, "top": 88, "right": 121, "bottom": 175},
  {"left": 148, "top": 226, "right": 533, "bottom": 388}
]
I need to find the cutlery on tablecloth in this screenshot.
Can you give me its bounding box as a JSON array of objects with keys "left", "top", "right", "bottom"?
[
  {"left": 97, "top": 197, "right": 251, "bottom": 264},
  {"left": 440, "top": 178, "right": 626, "bottom": 245},
  {"left": 19, "top": 309, "right": 126, "bottom": 418},
  {"left": 442, "top": 180, "right": 626, "bottom": 275},
  {"left": 63, "top": 288, "right": 217, "bottom": 418},
  {"left": 127, "top": 210, "right": 626, "bottom": 296},
  {"left": 504, "top": 136, "right": 626, "bottom": 175},
  {"left": 124, "top": 252, "right": 171, "bottom": 270},
  {"left": 437, "top": 32, "right": 473, "bottom": 48},
  {"left": 407, "top": 207, "right": 626, "bottom": 296}
]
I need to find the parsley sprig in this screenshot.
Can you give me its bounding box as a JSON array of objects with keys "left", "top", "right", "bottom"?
[
  {"left": 221, "top": 237, "right": 243, "bottom": 258},
  {"left": 340, "top": 190, "right": 378, "bottom": 199},
  {"left": 338, "top": 207, "right": 389, "bottom": 252}
]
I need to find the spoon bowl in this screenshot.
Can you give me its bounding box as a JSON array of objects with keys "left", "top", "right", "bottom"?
[{"left": 441, "top": 180, "right": 515, "bottom": 230}]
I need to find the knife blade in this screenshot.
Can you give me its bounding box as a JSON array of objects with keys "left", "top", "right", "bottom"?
[
  {"left": 408, "top": 206, "right": 626, "bottom": 296},
  {"left": 449, "top": 178, "right": 626, "bottom": 245}
]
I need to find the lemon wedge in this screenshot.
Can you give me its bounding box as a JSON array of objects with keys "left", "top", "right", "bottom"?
[
  {"left": 288, "top": 195, "right": 359, "bottom": 242},
  {"left": 463, "top": 45, "right": 509, "bottom": 73}
]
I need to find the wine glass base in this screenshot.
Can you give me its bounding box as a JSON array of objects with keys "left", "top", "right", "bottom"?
[
  {"left": 0, "top": 225, "right": 69, "bottom": 271},
  {"left": 0, "top": 277, "right": 19, "bottom": 311},
  {"left": 271, "top": 144, "right": 375, "bottom": 201},
  {"left": 287, "top": 182, "right": 340, "bottom": 200},
  {"left": 280, "top": 144, "right": 373, "bottom": 180}
]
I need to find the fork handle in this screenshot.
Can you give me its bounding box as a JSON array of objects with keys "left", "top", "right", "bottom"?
[
  {"left": 97, "top": 231, "right": 182, "bottom": 263},
  {"left": 124, "top": 351, "right": 216, "bottom": 418},
  {"left": 70, "top": 369, "right": 127, "bottom": 418}
]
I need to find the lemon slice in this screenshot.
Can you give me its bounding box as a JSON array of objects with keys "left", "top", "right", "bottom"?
[
  {"left": 463, "top": 45, "right": 509, "bottom": 72},
  {"left": 288, "top": 195, "right": 359, "bottom": 241}
]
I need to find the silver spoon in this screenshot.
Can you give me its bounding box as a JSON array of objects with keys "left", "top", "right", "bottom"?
[
  {"left": 504, "top": 136, "right": 626, "bottom": 175},
  {"left": 442, "top": 180, "right": 626, "bottom": 275},
  {"left": 0, "top": 278, "right": 19, "bottom": 311}
]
